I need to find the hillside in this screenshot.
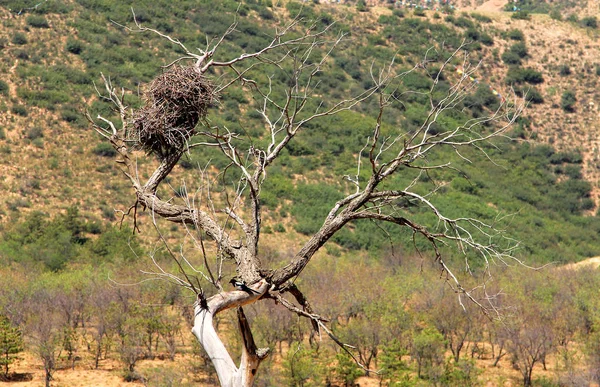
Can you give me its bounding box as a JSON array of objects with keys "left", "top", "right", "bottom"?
[
  {"left": 3, "top": 1, "right": 600, "bottom": 386},
  {"left": 1, "top": 0, "right": 600, "bottom": 264}
]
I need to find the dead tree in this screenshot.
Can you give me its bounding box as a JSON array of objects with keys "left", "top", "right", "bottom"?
[{"left": 88, "top": 13, "right": 525, "bottom": 387}]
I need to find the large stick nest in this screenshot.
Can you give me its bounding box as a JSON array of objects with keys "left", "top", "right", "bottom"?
[{"left": 132, "top": 65, "right": 216, "bottom": 159}]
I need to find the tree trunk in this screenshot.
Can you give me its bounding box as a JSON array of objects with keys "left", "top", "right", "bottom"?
[{"left": 191, "top": 282, "right": 269, "bottom": 387}]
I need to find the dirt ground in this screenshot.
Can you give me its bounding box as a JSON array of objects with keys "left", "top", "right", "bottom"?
[{"left": 475, "top": 0, "right": 507, "bottom": 12}]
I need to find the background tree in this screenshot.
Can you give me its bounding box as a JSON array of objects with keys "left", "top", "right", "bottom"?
[
  {"left": 0, "top": 315, "right": 23, "bottom": 379},
  {"left": 88, "top": 11, "right": 524, "bottom": 386}
]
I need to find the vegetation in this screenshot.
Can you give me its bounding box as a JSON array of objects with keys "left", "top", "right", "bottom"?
[{"left": 0, "top": 0, "right": 599, "bottom": 385}]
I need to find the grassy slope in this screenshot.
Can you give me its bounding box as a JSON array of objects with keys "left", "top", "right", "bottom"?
[{"left": 0, "top": 0, "right": 599, "bottom": 265}]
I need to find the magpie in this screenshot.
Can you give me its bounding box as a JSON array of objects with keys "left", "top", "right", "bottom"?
[{"left": 229, "top": 278, "right": 260, "bottom": 294}]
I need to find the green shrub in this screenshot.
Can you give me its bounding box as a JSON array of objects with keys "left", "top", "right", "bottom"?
[
  {"left": 11, "top": 105, "right": 28, "bottom": 116},
  {"left": 509, "top": 42, "right": 529, "bottom": 58},
  {"left": 581, "top": 16, "right": 597, "bottom": 29},
  {"left": 479, "top": 32, "right": 494, "bottom": 46},
  {"left": 558, "top": 64, "right": 571, "bottom": 76},
  {"left": 452, "top": 16, "right": 474, "bottom": 29},
  {"left": 258, "top": 8, "right": 274, "bottom": 19},
  {"left": 26, "top": 15, "right": 50, "bottom": 28},
  {"left": 471, "top": 13, "right": 491, "bottom": 23},
  {"left": 561, "top": 90, "right": 577, "bottom": 112},
  {"left": 511, "top": 10, "right": 530, "bottom": 20},
  {"left": 507, "top": 29, "right": 524, "bottom": 41},
  {"left": 501, "top": 51, "right": 521, "bottom": 65},
  {"left": 0, "top": 80, "right": 8, "bottom": 96},
  {"left": 566, "top": 14, "right": 578, "bottom": 23},
  {"left": 506, "top": 67, "right": 544, "bottom": 85},
  {"left": 413, "top": 8, "right": 425, "bottom": 17},
  {"left": 549, "top": 151, "right": 583, "bottom": 164},
  {"left": 92, "top": 143, "right": 117, "bottom": 157},
  {"left": 524, "top": 87, "right": 544, "bottom": 104},
  {"left": 393, "top": 8, "right": 405, "bottom": 18},
  {"left": 11, "top": 32, "right": 27, "bottom": 45},
  {"left": 26, "top": 127, "right": 44, "bottom": 140},
  {"left": 549, "top": 9, "right": 562, "bottom": 21},
  {"left": 65, "top": 38, "right": 84, "bottom": 55}
]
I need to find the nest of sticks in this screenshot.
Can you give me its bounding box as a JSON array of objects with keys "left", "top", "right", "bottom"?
[{"left": 132, "top": 65, "right": 215, "bottom": 159}]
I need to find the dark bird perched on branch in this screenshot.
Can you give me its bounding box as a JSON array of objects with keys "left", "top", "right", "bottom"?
[{"left": 229, "top": 278, "right": 260, "bottom": 294}]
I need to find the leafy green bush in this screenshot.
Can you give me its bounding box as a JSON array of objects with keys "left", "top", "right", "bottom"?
[
  {"left": 65, "top": 38, "right": 84, "bottom": 55},
  {"left": 413, "top": 8, "right": 425, "bottom": 17},
  {"left": 550, "top": 151, "right": 583, "bottom": 164},
  {"left": 509, "top": 42, "right": 529, "bottom": 58},
  {"left": 558, "top": 64, "right": 571, "bottom": 76},
  {"left": 501, "top": 51, "right": 521, "bottom": 65},
  {"left": 26, "top": 127, "right": 43, "bottom": 140},
  {"left": 393, "top": 8, "right": 405, "bottom": 18},
  {"left": 549, "top": 9, "right": 562, "bottom": 20},
  {"left": 566, "top": 14, "right": 578, "bottom": 23},
  {"left": 11, "top": 105, "right": 27, "bottom": 117},
  {"left": 26, "top": 15, "right": 50, "bottom": 28},
  {"left": 581, "top": 16, "right": 598, "bottom": 29},
  {"left": 92, "top": 143, "right": 117, "bottom": 157},
  {"left": 511, "top": 10, "right": 530, "bottom": 20},
  {"left": 451, "top": 16, "right": 474, "bottom": 29},
  {"left": 561, "top": 90, "right": 577, "bottom": 112},
  {"left": 479, "top": 32, "right": 494, "bottom": 46},
  {"left": 507, "top": 29, "right": 525, "bottom": 41},
  {"left": 11, "top": 32, "right": 27, "bottom": 45},
  {"left": 506, "top": 67, "right": 544, "bottom": 85},
  {"left": 471, "top": 13, "right": 491, "bottom": 23},
  {"left": 523, "top": 87, "right": 544, "bottom": 104},
  {"left": 0, "top": 81, "right": 8, "bottom": 96}
]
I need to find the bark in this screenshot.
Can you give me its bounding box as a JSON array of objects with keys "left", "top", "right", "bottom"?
[{"left": 191, "top": 280, "right": 269, "bottom": 387}]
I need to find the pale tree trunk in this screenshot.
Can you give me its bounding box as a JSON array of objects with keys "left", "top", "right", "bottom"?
[{"left": 191, "top": 281, "right": 270, "bottom": 387}]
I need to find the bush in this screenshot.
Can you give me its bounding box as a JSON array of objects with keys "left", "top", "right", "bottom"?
[
  {"left": 413, "top": 8, "right": 425, "bottom": 17},
  {"left": 11, "top": 105, "right": 28, "bottom": 116},
  {"left": 581, "top": 16, "right": 597, "bottom": 29},
  {"left": 507, "top": 29, "right": 525, "bottom": 41},
  {"left": 26, "top": 127, "right": 44, "bottom": 140},
  {"left": 452, "top": 16, "right": 474, "bottom": 29},
  {"left": 65, "top": 38, "right": 84, "bottom": 55},
  {"left": 0, "top": 80, "right": 8, "bottom": 96},
  {"left": 561, "top": 90, "right": 577, "bottom": 112},
  {"left": 511, "top": 10, "right": 530, "bottom": 20},
  {"left": 506, "top": 67, "right": 544, "bottom": 85},
  {"left": 92, "top": 143, "right": 117, "bottom": 157},
  {"left": 502, "top": 51, "right": 521, "bottom": 65},
  {"left": 26, "top": 15, "right": 50, "bottom": 28},
  {"left": 510, "top": 42, "right": 529, "bottom": 58},
  {"left": 471, "top": 13, "right": 491, "bottom": 23},
  {"left": 393, "top": 9, "right": 404, "bottom": 18},
  {"left": 566, "top": 14, "right": 578, "bottom": 23},
  {"left": 480, "top": 32, "right": 494, "bottom": 46},
  {"left": 12, "top": 32, "right": 28, "bottom": 45},
  {"left": 549, "top": 9, "right": 562, "bottom": 21},
  {"left": 258, "top": 8, "right": 274, "bottom": 19},
  {"left": 524, "top": 88, "right": 544, "bottom": 104},
  {"left": 558, "top": 64, "right": 571, "bottom": 76}
]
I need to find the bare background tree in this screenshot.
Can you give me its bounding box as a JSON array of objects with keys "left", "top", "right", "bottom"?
[{"left": 88, "top": 12, "right": 524, "bottom": 387}]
